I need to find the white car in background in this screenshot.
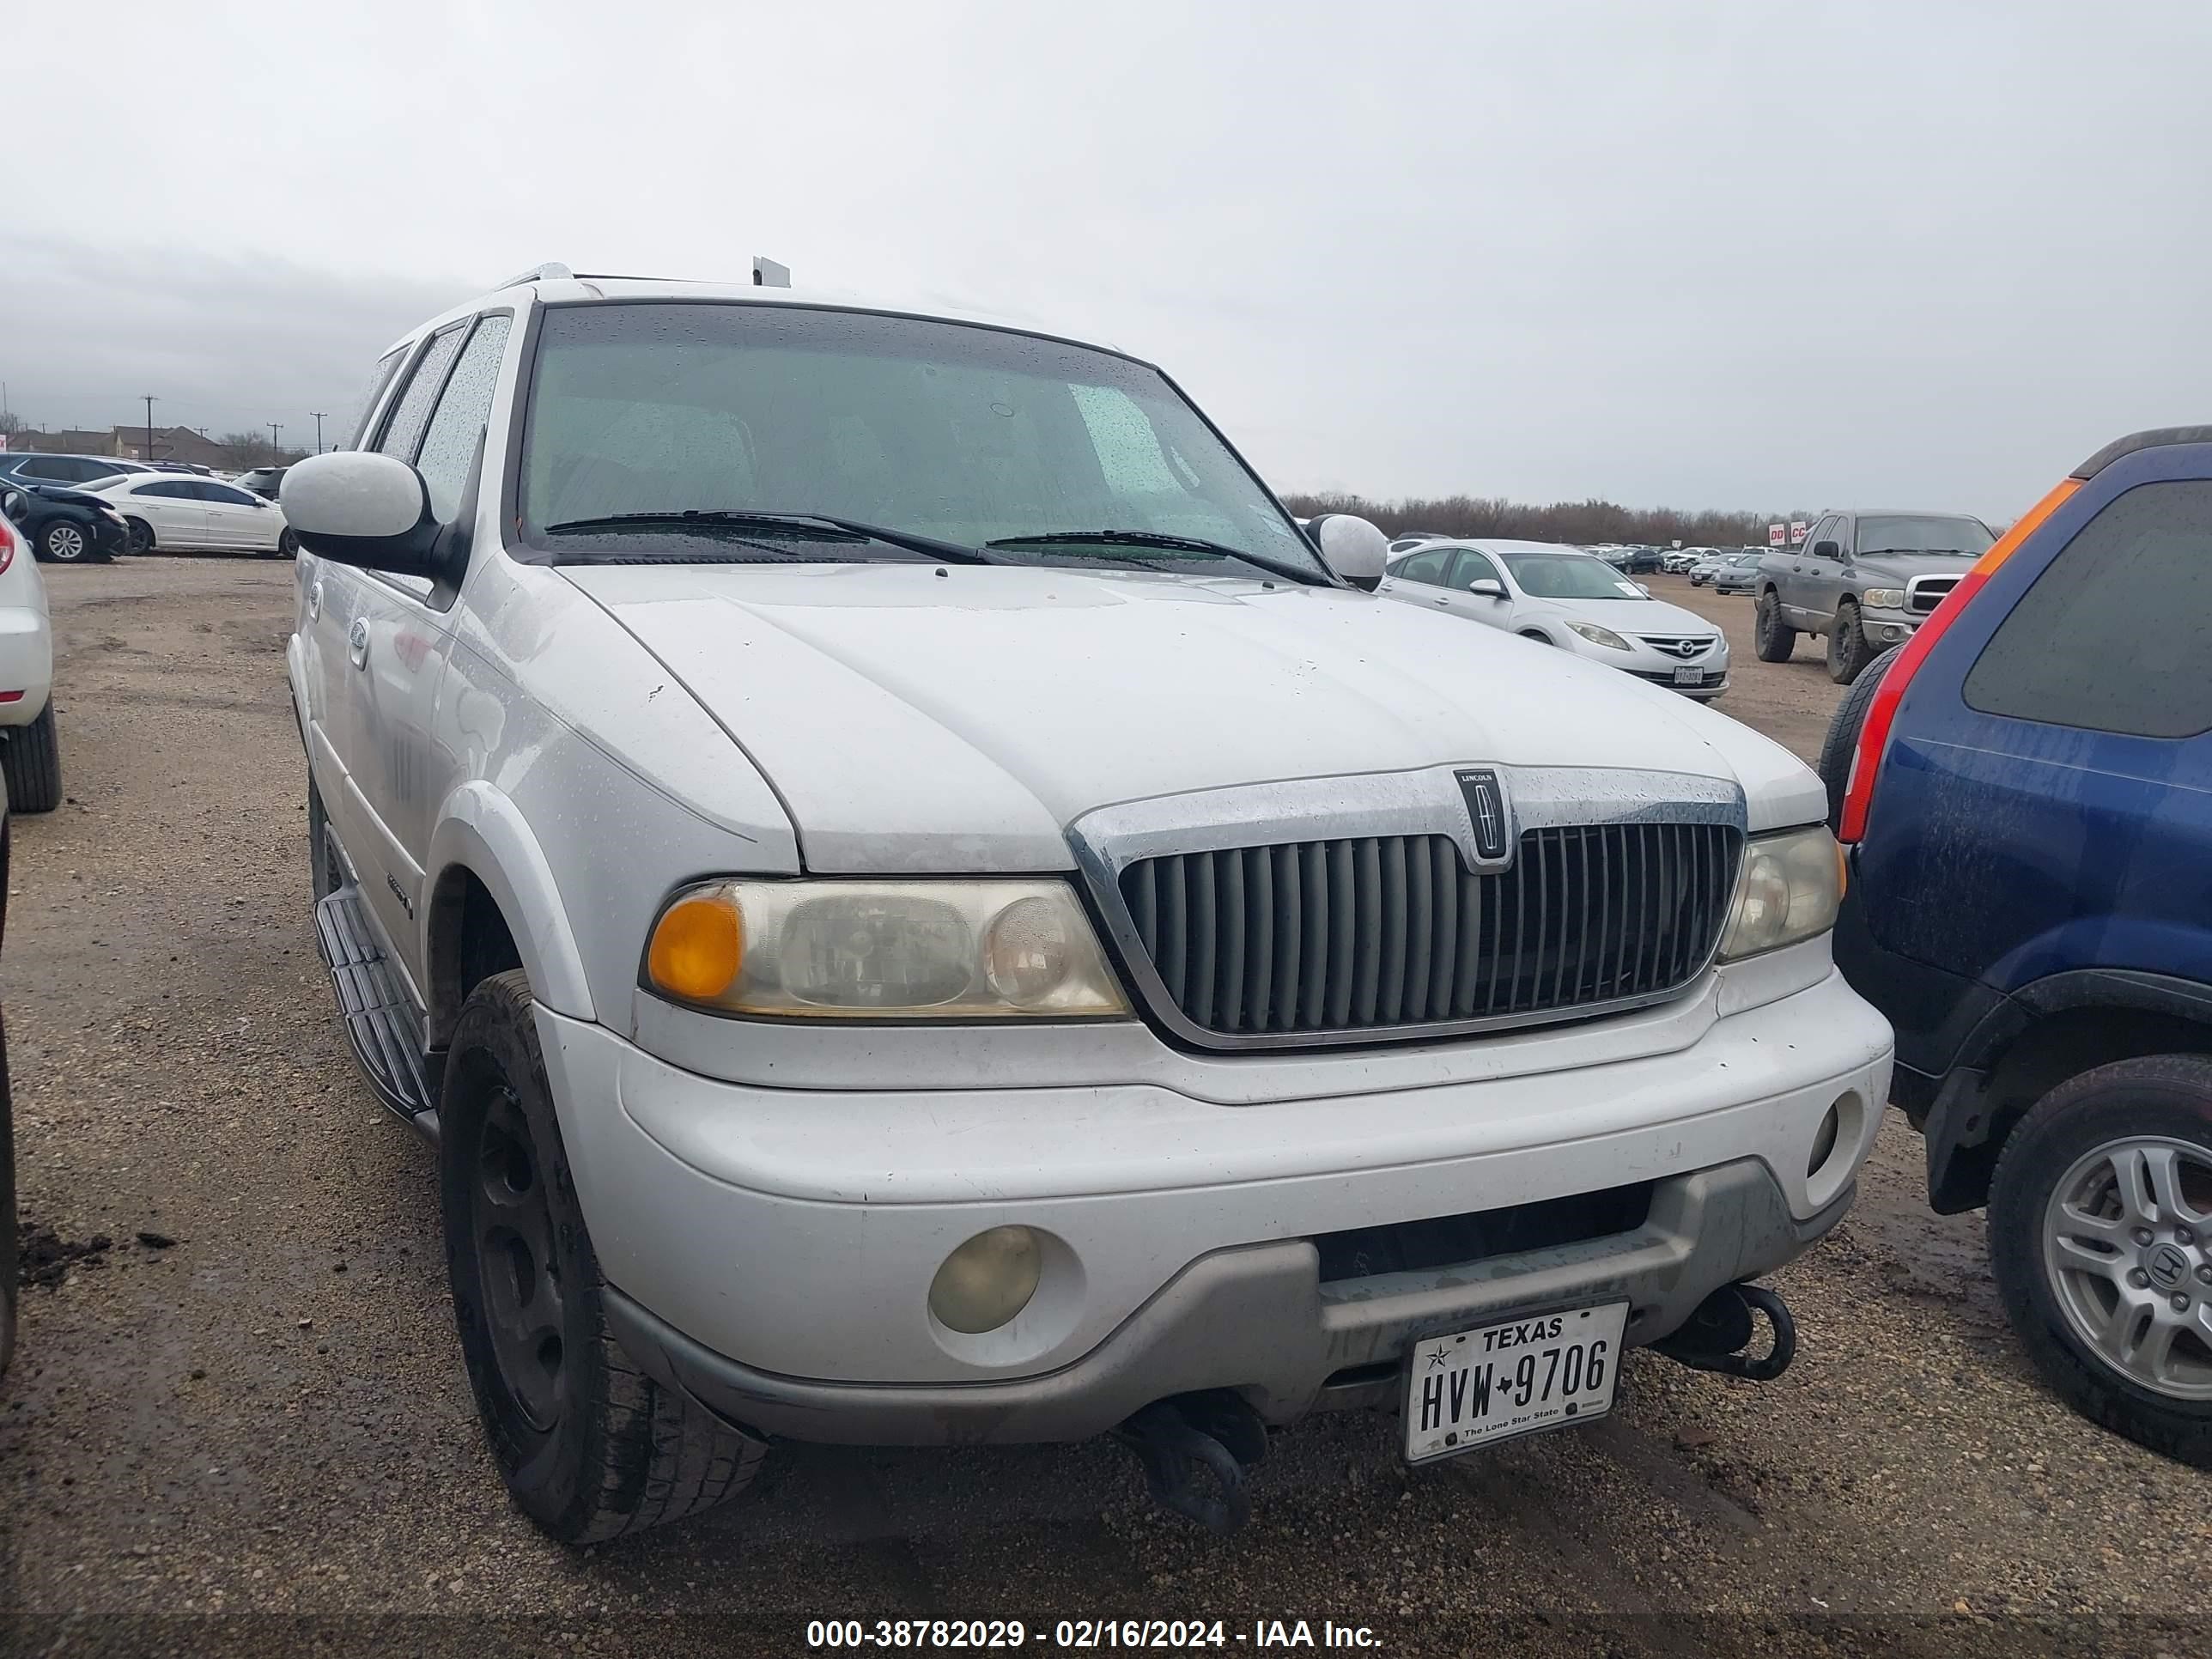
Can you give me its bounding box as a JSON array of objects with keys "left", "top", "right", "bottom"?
[
  {"left": 1378, "top": 539, "right": 1730, "bottom": 699},
  {"left": 0, "top": 509, "right": 60, "bottom": 811},
  {"left": 88, "top": 472, "right": 298, "bottom": 557}
]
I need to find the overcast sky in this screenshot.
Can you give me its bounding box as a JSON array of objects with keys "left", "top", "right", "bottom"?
[{"left": 5, "top": 1, "right": 2209, "bottom": 517}]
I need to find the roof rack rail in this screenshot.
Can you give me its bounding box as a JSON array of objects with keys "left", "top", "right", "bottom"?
[{"left": 492, "top": 262, "right": 574, "bottom": 289}]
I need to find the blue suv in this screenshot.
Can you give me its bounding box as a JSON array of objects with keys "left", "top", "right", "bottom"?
[{"left": 1824, "top": 426, "right": 2212, "bottom": 1467}]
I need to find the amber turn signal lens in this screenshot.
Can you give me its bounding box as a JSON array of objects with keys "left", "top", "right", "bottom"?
[{"left": 647, "top": 891, "right": 744, "bottom": 1002}]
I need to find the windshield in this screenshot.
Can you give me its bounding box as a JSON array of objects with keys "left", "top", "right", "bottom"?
[
  {"left": 1856, "top": 514, "right": 1994, "bottom": 556},
  {"left": 1501, "top": 550, "right": 1648, "bottom": 600},
  {"left": 518, "top": 302, "right": 1323, "bottom": 579}
]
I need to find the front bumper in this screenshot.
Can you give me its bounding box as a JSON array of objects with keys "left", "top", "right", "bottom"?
[
  {"left": 540, "top": 968, "right": 1891, "bottom": 1442},
  {"left": 1859, "top": 605, "right": 1922, "bottom": 647},
  {"left": 606, "top": 1158, "right": 1850, "bottom": 1445}
]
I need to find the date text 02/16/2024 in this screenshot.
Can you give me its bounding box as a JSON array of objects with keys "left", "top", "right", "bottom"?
[{"left": 805, "top": 1619, "right": 1383, "bottom": 1649}]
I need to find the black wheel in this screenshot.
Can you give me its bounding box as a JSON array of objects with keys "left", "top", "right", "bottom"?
[
  {"left": 1826, "top": 599, "right": 1875, "bottom": 684},
  {"left": 1989, "top": 1056, "right": 2212, "bottom": 1468},
  {"left": 1814, "top": 643, "right": 1901, "bottom": 829},
  {"left": 2, "top": 702, "right": 62, "bottom": 815},
  {"left": 39, "top": 520, "right": 94, "bottom": 564},
  {"left": 1753, "top": 590, "right": 1797, "bottom": 662},
  {"left": 125, "top": 517, "right": 155, "bottom": 555},
  {"left": 441, "top": 969, "right": 767, "bottom": 1542},
  {"left": 276, "top": 528, "right": 299, "bottom": 560}
]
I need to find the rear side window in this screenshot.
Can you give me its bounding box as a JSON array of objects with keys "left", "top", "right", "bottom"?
[
  {"left": 141, "top": 481, "right": 196, "bottom": 499},
  {"left": 374, "top": 325, "right": 468, "bottom": 462},
  {"left": 1395, "top": 549, "right": 1450, "bottom": 584},
  {"left": 1965, "top": 480, "right": 2212, "bottom": 738}
]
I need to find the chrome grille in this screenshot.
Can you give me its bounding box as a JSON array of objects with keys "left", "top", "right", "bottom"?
[
  {"left": 1633, "top": 634, "right": 1717, "bottom": 660},
  {"left": 1116, "top": 822, "right": 1742, "bottom": 1043}
]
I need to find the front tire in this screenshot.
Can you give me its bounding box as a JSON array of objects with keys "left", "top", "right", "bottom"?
[
  {"left": 1989, "top": 1056, "right": 2212, "bottom": 1468},
  {"left": 441, "top": 970, "right": 767, "bottom": 1542},
  {"left": 1753, "top": 590, "right": 1797, "bottom": 662},
  {"left": 1814, "top": 644, "right": 1901, "bottom": 828},
  {"left": 1826, "top": 599, "right": 1874, "bottom": 684},
  {"left": 2, "top": 703, "right": 63, "bottom": 815},
  {"left": 276, "top": 528, "right": 299, "bottom": 560},
  {"left": 39, "top": 521, "right": 94, "bottom": 564}
]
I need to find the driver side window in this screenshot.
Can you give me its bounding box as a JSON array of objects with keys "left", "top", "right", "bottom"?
[{"left": 1449, "top": 550, "right": 1502, "bottom": 591}]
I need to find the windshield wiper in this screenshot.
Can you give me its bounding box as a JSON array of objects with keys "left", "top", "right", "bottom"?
[
  {"left": 984, "top": 528, "right": 1322, "bottom": 585},
  {"left": 543, "top": 510, "right": 1000, "bottom": 564},
  {"left": 1862, "top": 546, "right": 1975, "bottom": 556}
]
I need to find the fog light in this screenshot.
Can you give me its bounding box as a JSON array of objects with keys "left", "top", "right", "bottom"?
[
  {"left": 928, "top": 1226, "right": 1042, "bottom": 1334},
  {"left": 1808, "top": 1103, "right": 1841, "bottom": 1176}
]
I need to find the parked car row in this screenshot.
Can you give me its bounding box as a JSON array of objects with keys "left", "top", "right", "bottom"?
[{"left": 0, "top": 452, "right": 295, "bottom": 560}]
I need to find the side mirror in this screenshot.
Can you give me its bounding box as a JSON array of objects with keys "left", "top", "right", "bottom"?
[
  {"left": 1467, "top": 578, "right": 1507, "bottom": 600},
  {"left": 1307, "top": 513, "right": 1389, "bottom": 590},
  {"left": 280, "top": 452, "right": 444, "bottom": 579},
  {"left": 1812, "top": 539, "right": 1841, "bottom": 560},
  {"left": 0, "top": 489, "right": 23, "bottom": 524}
]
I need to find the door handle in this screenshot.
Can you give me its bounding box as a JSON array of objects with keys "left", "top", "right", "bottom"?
[
  {"left": 308, "top": 579, "right": 322, "bottom": 621},
  {"left": 1433, "top": 596, "right": 1451, "bottom": 606},
  {"left": 348, "top": 617, "right": 370, "bottom": 668}
]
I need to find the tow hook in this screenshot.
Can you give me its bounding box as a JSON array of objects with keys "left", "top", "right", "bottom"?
[
  {"left": 1652, "top": 1282, "right": 1797, "bottom": 1382},
  {"left": 1112, "top": 1389, "right": 1269, "bottom": 1535}
]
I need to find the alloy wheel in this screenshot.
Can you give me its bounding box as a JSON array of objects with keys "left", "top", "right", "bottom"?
[
  {"left": 46, "top": 525, "right": 86, "bottom": 562},
  {"left": 2042, "top": 1134, "right": 2212, "bottom": 1401},
  {"left": 470, "top": 1083, "right": 567, "bottom": 1435}
]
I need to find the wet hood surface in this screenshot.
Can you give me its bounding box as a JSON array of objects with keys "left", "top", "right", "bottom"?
[{"left": 563, "top": 562, "right": 1821, "bottom": 870}]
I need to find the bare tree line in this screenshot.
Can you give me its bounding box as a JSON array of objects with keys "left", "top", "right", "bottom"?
[{"left": 1279, "top": 491, "right": 1814, "bottom": 550}]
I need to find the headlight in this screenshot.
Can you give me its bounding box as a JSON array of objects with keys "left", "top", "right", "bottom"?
[
  {"left": 1860, "top": 587, "right": 1906, "bottom": 609},
  {"left": 1565, "top": 621, "right": 1632, "bottom": 651},
  {"left": 643, "top": 879, "right": 1129, "bottom": 1018},
  {"left": 1718, "top": 826, "right": 1843, "bottom": 960}
]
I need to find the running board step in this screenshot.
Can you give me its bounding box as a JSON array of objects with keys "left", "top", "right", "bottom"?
[{"left": 315, "top": 884, "right": 436, "bottom": 1127}]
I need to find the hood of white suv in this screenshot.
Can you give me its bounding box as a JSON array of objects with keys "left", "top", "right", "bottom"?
[{"left": 565, "top": 562, "right": 1820, "bottom": 872}]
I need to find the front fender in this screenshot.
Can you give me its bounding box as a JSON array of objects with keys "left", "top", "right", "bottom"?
[{"left": 423, "top": 781, "right": 594, "bottom": 1034}]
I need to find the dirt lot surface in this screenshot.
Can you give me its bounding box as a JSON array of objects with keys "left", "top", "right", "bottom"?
[{"left": 3, "top": 560, "right": 2204, "bottom": 1657}]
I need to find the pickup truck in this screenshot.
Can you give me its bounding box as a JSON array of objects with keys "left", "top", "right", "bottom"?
[
  {"left": 283, "top": 263, "right": 1893, "bottom": 1543},
  {"left": 1753, "top": 509, "right": 1996, "bottom": 683}
]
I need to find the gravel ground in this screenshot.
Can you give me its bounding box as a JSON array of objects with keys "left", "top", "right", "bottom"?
[{"left": 3, "top": 558, "right": 2205, "bottom": 1658}]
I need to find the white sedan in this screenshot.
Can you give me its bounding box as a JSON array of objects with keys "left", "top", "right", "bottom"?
[
  {"left": 0, "top": 511, "right": 59, "bottom": 811},
  {"left": 88, "top": 473, "right": 297, "bottom": 557},
  {"left": 1377, "top": 538, "right": 1730, "bottom": 700}
]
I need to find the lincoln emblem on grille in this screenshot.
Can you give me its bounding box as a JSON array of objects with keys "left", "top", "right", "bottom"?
[{"left": 1454, "top": 769, "right": 1510, "bottom": 862}]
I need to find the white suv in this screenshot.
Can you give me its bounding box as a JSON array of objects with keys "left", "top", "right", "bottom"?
[{"left": 285, "top": 264, "right": 1893, "bottom": 1543}]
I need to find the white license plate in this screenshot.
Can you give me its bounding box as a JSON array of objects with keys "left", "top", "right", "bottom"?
[
  {"left": 1403, "top": 1301, "right": 1628, "bottom": 1464},
  {"left": 1673, "top": 666, "right": 1705, "bottom": 684}
]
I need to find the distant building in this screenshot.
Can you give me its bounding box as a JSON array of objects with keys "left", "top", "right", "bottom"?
[
  {"left": 112, "top": 425, "right": 240, "bottom": 468},
  {"left": 10, "top": 428, "right": 114, "bottom": 455}
]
